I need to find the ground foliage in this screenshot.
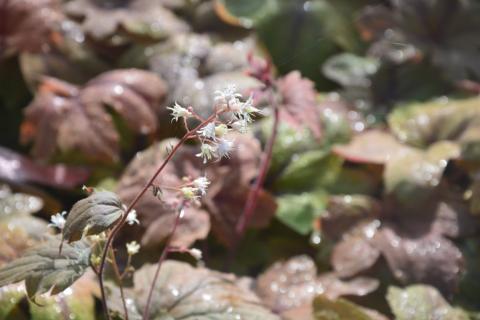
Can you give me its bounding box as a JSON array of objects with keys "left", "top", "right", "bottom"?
[{"left": 1, "top": 0, "right": 480, "bottom": 319}]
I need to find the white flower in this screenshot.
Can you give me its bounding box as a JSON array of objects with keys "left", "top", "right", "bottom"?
[
  {"left": 197, "top": 122, "right": 216, "bottom": 140},
  {"left": 48, "top": 211, "right": 67, "bottom": 229},
  {"left": 214, "top": 84, "right": 241, "bottom": 110},
  {"left": 233, "top": 95, "right": 260, "bottom": 123},
  {"left": 228, "top": 97, "right": 243, "bottom": 113},
  {"left": 214, "top": 124, "right": 229, "bottom": 137},
  {"left": 241, "top": 96, "right": 261, "bottom": 116},
  {"left": 189, "top": 248, "right": 203, "bottom": 260},
  {"left": 126, "top": 241, "right": 140, "bottom": 255},
  {"left": 126, "top": 209, "right": 140, "bottom": 225},
  {"left": 216, "top": 138, "right": 234, "bottom": 158},
  {"left": 196, "top": 143, "right": 216, "bottom": 163},
  {"left": 167, "top": 102, "right": 192, "bottom": 122},
  {"left": 193, "top": 176, "right": 210, "bottom": 195},
  {"left": 231, "top": 119, "right": 249, "bottom": 133},
  {"left": 89, "top": 232, "right": 106, "bottom": 243},
  {"left": 181, "top": 187, "right": 200, "bottom": 201}
]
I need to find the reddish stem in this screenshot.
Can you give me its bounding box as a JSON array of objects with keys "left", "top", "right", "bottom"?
[
  {"left": 0, "top": 0, "right": 8, "bottom": 54},
  {"left": 142, "top": 205, "right": 183, "bottom": 319},
  {"left": 98, "top": 115, "right": 216, "bottom": 320},
  {"left": 236, "top": 106, "right": 280, "bottom": 236},
  {"left": 109, "top": 248, "right": 128, "bottom": 320}
]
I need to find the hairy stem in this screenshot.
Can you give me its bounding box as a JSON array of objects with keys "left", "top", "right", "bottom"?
[
  {"left": 142, "top": 205, "right": 183, "bottom": 319},
  {"left": 109, "top": 248, "right": 128, "bottom": 320},
  {"left": 236, "top": 105, "right": 280, "bottom": 236},
  {"left": 98, "top": 115, "right": 216, "bottom": 320}
]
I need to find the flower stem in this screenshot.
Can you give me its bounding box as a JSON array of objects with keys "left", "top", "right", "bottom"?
[
  {"left": 236, "top": 105, "right": 279, "bottom": 237},
  {"left": 97, "top": 115, "right": 216, "bottom": 320},
  {"left": 109, "top": 248, "right": 128, "bottom": 320},
  {"left": 142, "top": 204, "right": 183, "bottom": 319}
]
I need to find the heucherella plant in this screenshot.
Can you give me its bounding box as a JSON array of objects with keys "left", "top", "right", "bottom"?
[{"left": 0, "top": 84, "right": 261, "bottom": 320}]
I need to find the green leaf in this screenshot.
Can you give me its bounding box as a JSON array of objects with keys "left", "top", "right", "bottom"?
[
  {"left": 106, "top": 283, "right": 142, "bottom": 320},
  {"left": 333, "top": 129, "right": 461, "bottom": 204},
  {"left": 134, "top": 261, "right": 280, "bottom": 320},
  {"left": 264, "top": 120, "right": 317, "bottom": 176},
  {"left": 387, "top": 285, "right": 470, "bottom": 320},
  {"left": 0, "top": 275, "right": 97, "bottom": 320},
  {"left": 0, "top": 186, "right": 50, "bottom": 267},
  {"left": 20, "top": 40, "right": 109, "bottom": 87},
  {"left": 313, "top": 295, "right": 373, "bottom": 320},
  {"left": 333, "top": 59, "right": 452, "bottom": 113},
  {"left": 333, "top": 129, "right": 408, "bottom": 165},
  {"left": 0, "top": 284, "right": 25, "bottom": 319},
  {"left": 256, "top": 1, "right": 353, "bottom": 88},
  {"left": 358, "top": 0, "right": 480, "bottom": 81},
  {"left": 0, "top": 56, "right": 32, "bottom": 148},
  {"left": 0, "top": 238, "right": 91, "bottom": 300},
  {"left": 215, "top": 0, "right": 279, "bottom": 27},
  {"left": 276, "top": 192, "right": 327, "bottom": 235},
  {"left": 326, "top": 167, "right": 381, "bottom": 195},
  {"left": 384, "top": 141, "right": 460, "bottom": 204},
  {"left": 63, "top": 191, "right": 124, "bottom": 243},
  {"left": 456, "top": 239, "right": 480, "bottom": 311},
  {"left": 274, "top": 150, "right": 342, "bottom": 192},
  {"left": 217, "top": 0, "right": 363, "bottom": 88},
  {"left": 323, "top": 53, "right": 379, "bottom": 88},
  {"left": 388, "top": 97, "right": 480, "bottom": 153}
]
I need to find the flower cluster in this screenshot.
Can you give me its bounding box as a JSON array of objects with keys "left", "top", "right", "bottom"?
[
  {"left": 89, "top": 232, "right": 106, "bottom": 243},
  {"left": 167, "top": 85, "right": 261, "bottom": 164},
  {"left": 167, "top": 102, "right": 192, "bottom": 122},
  {"left": 180, "top": 175, "right": 211, "bottom": 202}
]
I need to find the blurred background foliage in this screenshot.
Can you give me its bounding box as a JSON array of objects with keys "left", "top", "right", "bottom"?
[{"left": 1, "top": 0, "right": 480, "bottom": 319}]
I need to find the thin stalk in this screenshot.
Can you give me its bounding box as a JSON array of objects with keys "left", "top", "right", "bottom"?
[
  {"left": 121, "top": 254, "right": 132, "bottom": 279},
  {"left": 0, "top": 0, "right": 9, "bottom": 54},
  {"left": 98, "top": 115, "right": 216, "bottom": 320},
  {"left": 109, "top": 248, "right": 128, "bottom": 320},
  {"left": 142, "top": 205, "right": 183, "bottom": 319},
  {"left": 236, "top": 105, "right": 280, "bottom": 236}
]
